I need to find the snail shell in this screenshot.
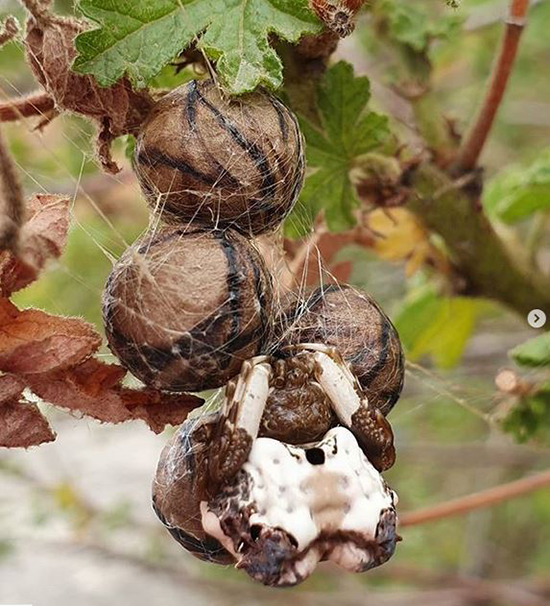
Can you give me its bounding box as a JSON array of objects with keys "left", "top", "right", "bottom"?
[
  {"left": 134, "top": 80, "right": 305, "bottom": 236},
  {"left": 278, "top": 285, "right": 404, "bottom": 415},
  {"left": 102, "top": 227, "right": 273, "bottom": 392},
  {"left": 152, "top": 414, "right": 233, "bottom": 565}
]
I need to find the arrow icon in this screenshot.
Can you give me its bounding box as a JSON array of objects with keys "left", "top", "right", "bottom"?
[{"left": 528, "top": 309, "right": 547, "bottom": 329}]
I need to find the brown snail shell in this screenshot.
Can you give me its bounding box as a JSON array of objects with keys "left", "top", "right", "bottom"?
[
  {"left": 102, "top": 227, "right": 273, "bottom": 392},
  {"left": 152, "top": 414, "right": 233, "bottom": 565},
  {"left": 134, "top": 80, "right": 305, "bottom": 236},
  {"left": 278, "top": 285, "right": 404, "bottom": 415}
]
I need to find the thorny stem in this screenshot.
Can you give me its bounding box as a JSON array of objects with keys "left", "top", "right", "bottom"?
[
  {"left": 454, "top": 0, "right": 530, "bottom": 172},
  {"left": 400, "top": 468, "right": 550, "bottom": 527},
  {"left": 0, "top": 126, "right": 25, "bottom": 253},
  {"left": 0, "top": 92, "right": 55, "bottom": 122}
]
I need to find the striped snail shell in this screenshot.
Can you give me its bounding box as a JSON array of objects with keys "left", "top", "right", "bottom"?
[
  {"left": 279, "top": 285, "right": 405, "bottom": 415},
  {"left": 102, "top": 227, "right": 274, "bottom": 392},
  {"left": 134, "top": 80, "right": 305, "bottom": 236},
  {"left": 152, "top": 413, "right": 233, "bottom": 565}
]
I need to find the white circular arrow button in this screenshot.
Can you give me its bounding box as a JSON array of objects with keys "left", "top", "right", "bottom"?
[{"left": 528, "top": 309, "right": 547, "bottom": 329}]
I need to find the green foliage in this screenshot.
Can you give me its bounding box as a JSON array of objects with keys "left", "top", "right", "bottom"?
[
  {"left": 73, "top": 0, "right": 321, "bottom": 94},
  {"left": 484, "top": 149, "right": 550, "bottom": 223},
  {"left": 148, "top": 63, "right": 198, "bottom": 89},
  {"left": 284, "top": 61, "right": 389, "bottom": 238},
  {"left": 501, "top": 382, "right": 550, "bottom": 443},
  {"left": 378, "top": 0, "right": 462, "bottom": 53},
  {"left": 503, "top": 334, "right": 550, "bottom": 442},
  {"left": 123, "top": 134, "right": 136, "bottom": 160},
  {"left": 394, "top": 286, "right": 481, "bottom": 369},
  {"left": 510, "top": 332, "right": 550, "bottom": 368}
]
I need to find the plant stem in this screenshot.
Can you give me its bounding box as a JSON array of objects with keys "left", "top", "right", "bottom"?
[
  {"left": 409, "top": 162, "right": 550, "bottom": 318},
  {"left": 0, "top": 92, "right": 55, "bottom": 122},
  {"left": 454, "top": 0, "right": 529, "bottom": 172},
  {"left": 0, "top": 126, "right": 25, "bottom": 252},
  {"left": 400, "top": 468, "right": 550, "bottom": 527}
]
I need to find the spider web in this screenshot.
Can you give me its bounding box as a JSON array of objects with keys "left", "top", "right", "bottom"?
[
  {"left": 0, "top": 28, "right": 493, "bottom": 485},
  {"left": 1, "top": 8, "right": 542, "bottom": 587}
]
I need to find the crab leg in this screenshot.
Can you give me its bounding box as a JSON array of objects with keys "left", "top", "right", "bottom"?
[
  {"left": 296, "top": 343, "right": 396, "bottom": 471},
  {"left": 208, "top": 356, "right": 272, "bottom": 488}
]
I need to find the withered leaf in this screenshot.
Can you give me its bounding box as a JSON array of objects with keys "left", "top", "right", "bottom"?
[
  {"left": 0, "top": 373, "right": 25, "bottom": 405},
  {"left": 25, "top": 16, "right": 153, "bottom": 173},
  {"left": 0, "top": 398, "right": 56, "bottom": 448},
  {"left": 0, "top": 193, "right": 69, "bottom": 297},
  {"left": 27, "top": 357, "right": 203, "bottom": 433},
  {"left": 0, "top": 299, "right": 101, "bottom": 374}
]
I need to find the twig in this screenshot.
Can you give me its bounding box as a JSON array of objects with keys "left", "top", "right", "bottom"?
[
  {"left": 400, "top": 468, "right": 550, "bottom": 527},
  {"left": 455, "top": 0, "right": 530, "bottom": 172},
  {"left": 0, "top": 125, "right": 25, "bottom": 253},
  {"left": 0, "top": 92, "right": 55, "bottom": 122},
  {"left": 409, "top": 162, "right": 550, "bottom": 317}
]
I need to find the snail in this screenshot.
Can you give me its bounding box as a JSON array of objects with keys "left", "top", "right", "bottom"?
[
  {"left": 134, "top": 80, "right": 304, "bottom": 236},
  {"left": 102, "top": 227, "right": 273, "bottom": 392},
  {"left": 278, "top": 285, "right": 405, "bottom": 415}
]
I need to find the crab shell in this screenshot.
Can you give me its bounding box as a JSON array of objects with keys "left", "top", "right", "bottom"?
[{"left": 153, "top": 418, "right": 399, "bottom": 587}]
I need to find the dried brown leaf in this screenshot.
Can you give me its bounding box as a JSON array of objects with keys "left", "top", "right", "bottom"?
[
  {"left": 0, "top": 299, "right": 101, "bottom": 374},
  {"left": 0, "top": 193, "right": 69, "bottom": 296},
  {"left": 27, "top": 357, "right": 203, "bottom": 433},
  {"left": 0, "top": 373, "right": 26, "bottom": 404},
  {"left": 25, "top": 16, "right": 153, "bottom": 173},
  {"left": 0, "top": 398, "right": 56, "bottom": 447}
]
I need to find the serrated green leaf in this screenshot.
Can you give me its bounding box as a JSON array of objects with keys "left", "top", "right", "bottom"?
[
  {"left": 317, "top": 62, "right": 371, "bottom": 148},
  {"left": 285, "top": 61, "right": 389, "bottom": 237},
  {"left": 350, "top": 113, "right": 389, "bottom": 156},
  {"left": 510, "top": 332, "right": 550, "bottom": 368},
  {"left": 483, "top": 149, "right": 550, "bottom": 223},
  {"left": 73, "top": 0, "right": 321, "bottom": 95},
  {"left": 394, "top": 288, "right": 480, "bottom": 369}
]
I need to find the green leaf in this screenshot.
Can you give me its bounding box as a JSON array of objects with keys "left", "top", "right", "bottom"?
[
  {"left": 510, "top": 333, "right": 550, "bottom": 368},
  {"left": 483, "top": 149, "right": 550, "bottom": 223},
  {"left": 148, "top": 63, "right": 198, "bottom": 89},
  {"left": 73, "top": 0, "right": 321, "bottom": 95},
  {"left": 284, "top": 62, "right": 389, "bottom": 237},
  {"left": 394, "top": 288, "right": 480, "bottom": 369},
  {"left": 379, "top": 0, "right": 462, "bottom": 53},
  {"left": 502, "top": 385, "right": 550, "bottom": 443}
]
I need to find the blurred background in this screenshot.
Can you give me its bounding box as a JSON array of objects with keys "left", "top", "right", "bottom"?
[{"left": 1, "top": 0, "right": 550, "bottom": 604}]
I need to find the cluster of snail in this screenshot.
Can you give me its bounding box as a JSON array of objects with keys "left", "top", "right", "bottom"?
[
  {"left": 102, "top": 78, "right": 406, "bottom": 587},
  {"left": 102, "top": 79, "right": 404, "bottom": 407},
  {"left": 102, "top": 79, "right": 305, "bottom": 391}
]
